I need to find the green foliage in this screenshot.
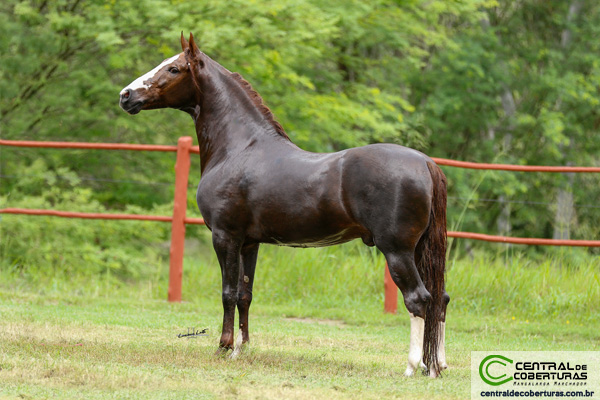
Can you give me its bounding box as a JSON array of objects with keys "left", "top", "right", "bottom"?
[
  {"left": 1, "top": 0, "right": 599, "bottom": 258},
  {"left": 1, "top": 162, "right": 172, "bottom": 281}
]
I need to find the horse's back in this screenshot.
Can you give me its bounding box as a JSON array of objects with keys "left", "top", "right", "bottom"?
[{"left": 342, "top": 143, "right": 434, "bottom": 189}]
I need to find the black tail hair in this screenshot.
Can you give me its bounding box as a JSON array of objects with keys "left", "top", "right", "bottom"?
[{"left": 416, "top": 162, "right": 447, "bottom": 376}]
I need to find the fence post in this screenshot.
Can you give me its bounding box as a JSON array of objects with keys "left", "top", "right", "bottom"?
[
  {"left": 384, "top": 263, "right": 398, "bottom": 314},
  {"left": 168, "top": 136, "right": 192, "bottom": 302}
]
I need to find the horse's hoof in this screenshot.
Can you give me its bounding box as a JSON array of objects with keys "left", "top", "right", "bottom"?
[
  {"left": 214, "top": 347, "right": 230, "bottom": 358},
  {"left": 403, "top": 366, "right": 416, "bottom": 377},
  {"left": 429, "top": 364, "right": 447, "bottom": 378}
]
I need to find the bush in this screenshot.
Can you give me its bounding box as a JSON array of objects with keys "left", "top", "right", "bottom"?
[{"left": 1, "top": 161, "right": 173, "bottom": 282}]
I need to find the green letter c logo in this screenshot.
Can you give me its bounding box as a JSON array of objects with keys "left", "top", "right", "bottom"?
[{"left": 479, "top": 355, "right": 514, "bottom": 386}]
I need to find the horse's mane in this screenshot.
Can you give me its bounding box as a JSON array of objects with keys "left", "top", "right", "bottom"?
[{"left": 229, "top": 72, "right": 291, "bottom": 141}]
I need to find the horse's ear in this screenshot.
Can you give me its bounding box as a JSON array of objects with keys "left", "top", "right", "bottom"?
[
  {"left": 180, "top": 31, "right": 189, "bottom": 52},
  {"left": 188, "top": 32, "right": 204, "bottom": 68}
]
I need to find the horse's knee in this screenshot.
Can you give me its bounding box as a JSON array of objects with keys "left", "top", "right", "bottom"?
[
  {"left": 222, "top": 288, "right": 237, "bottom": 308},
  {"left": 237, "top": 292, "right": 252, "bottom": 309},
  {"left": 404, "top": 288, "right": 431, "bottom": 318}
]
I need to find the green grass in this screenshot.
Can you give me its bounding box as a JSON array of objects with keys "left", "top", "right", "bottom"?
[
  {"left": 1, "top": 240, "right": 599, "bottom": 399},
  {"left": 0, "top": 288, "right": 597, "bottom": 400}
]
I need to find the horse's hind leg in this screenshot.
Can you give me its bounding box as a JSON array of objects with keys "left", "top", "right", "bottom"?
[
  {"left": 212, "top": 231, "right": 242, "bottom": 356},
  {"left": 382, "top": 250, "right": 431, "bottom": 377},
  {"left": 438, "top": 291, "right": 450, "bottom": 370},
  {"left": 230, "top": 243, "right": 259, "bottom": 359}
]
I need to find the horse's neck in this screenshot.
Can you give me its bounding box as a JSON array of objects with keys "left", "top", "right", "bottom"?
[{"left": 193, "top": 69, "right": 291, "bottom": 172}]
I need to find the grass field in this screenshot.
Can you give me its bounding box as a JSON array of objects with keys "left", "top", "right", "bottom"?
[
  {"left": 1, "top": 241, "right": 599, "bottom": 399},
  {"left": 1, "top": 289, "right": 598, "bottom": 400}
]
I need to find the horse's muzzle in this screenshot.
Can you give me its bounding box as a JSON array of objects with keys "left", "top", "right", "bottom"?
[{"left": 119, "top": 89, "right": 144, "bottom": 114}]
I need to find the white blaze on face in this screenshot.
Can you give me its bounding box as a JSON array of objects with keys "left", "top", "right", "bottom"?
[{"left": 120, "top": 55, "right": 179, "bottom": 95}]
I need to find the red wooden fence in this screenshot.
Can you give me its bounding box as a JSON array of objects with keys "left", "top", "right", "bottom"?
[{"left": 1, "top": 137, "right": 599, "bottom": 311}]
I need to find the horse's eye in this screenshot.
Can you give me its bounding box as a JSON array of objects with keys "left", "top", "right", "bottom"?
[{"left": 168, "top": 67, "right": 180, "bottom": 74}]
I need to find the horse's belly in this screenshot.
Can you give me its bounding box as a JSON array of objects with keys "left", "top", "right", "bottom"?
[
  {"left": 263, "top": 227, "right": 362, "bottom": 248},
  {"left": 272, "top": 236, "right": 353, "bottom": 248}
]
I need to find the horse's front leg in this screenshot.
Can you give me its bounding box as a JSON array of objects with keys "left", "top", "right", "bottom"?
[
  {"left": 212, "top": 231, "right": 243, "bottom": 356},
  {"left": 230, "top": 243, "right": 259, "bottom": 359}
]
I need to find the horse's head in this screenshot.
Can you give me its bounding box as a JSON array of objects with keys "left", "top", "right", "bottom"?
[{"left": 119, "top": 45, "right": 197, "bottom": 115}]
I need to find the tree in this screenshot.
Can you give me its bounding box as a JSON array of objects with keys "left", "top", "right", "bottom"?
[{"left": 2, "top": 0, "right": 598, "bottom": 248}]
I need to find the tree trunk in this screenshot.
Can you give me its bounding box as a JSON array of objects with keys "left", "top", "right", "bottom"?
[
  {"left": 481, "top": 14, "right": 515, "bottom": 238},
  {"left": 553, "top": 0, "right": 583, "bottom": 240}
]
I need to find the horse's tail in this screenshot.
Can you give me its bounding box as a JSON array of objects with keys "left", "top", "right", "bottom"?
[{"left": 417, "top": 161, "right": 448, "bottom": 377}]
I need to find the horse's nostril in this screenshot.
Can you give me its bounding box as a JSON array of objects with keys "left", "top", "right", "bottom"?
[{"left": 120, "top": 89, "right": 131, "bottom": 102}]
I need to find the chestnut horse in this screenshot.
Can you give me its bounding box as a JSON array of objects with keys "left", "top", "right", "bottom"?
[{"left": 119, "top": 33, "right": 449, "bottom": 377}]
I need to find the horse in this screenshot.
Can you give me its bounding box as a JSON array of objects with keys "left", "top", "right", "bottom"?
[{"left": 119, "top": 33, "right": 449, "bottom": 377}]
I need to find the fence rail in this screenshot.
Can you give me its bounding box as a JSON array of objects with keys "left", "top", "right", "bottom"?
[
  {"left": 432, "top": 157, "right": 600, "bottom": 173},
  {"left": 3, "top": 138, "right": 600, "bottom": 172},
  {"left": 2, "top": 137, "right": 599, "bottom": 312},
  {"left": 0, "top": 208, "right": 205, "bottom": 224}
]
